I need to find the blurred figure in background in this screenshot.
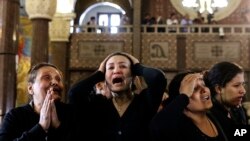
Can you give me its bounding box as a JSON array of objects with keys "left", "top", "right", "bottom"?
[{"left": 87, "top": 16, "right": 96, "bottom": 32}]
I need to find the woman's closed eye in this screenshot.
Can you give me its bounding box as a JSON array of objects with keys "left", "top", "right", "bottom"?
[
  {"left": 42, "top": 75, "right": 51, "bottom": 81},
  {"left": 107, "top": 66, "right": 114, "bottom": 70}
]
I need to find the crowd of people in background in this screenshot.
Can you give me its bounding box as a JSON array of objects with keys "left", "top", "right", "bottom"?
[
  {"left": 83, "top": 11, "right": 220, "bottom": 33},
  {"left": 141, "top": 11, "right": 220, "bottom": 33}
]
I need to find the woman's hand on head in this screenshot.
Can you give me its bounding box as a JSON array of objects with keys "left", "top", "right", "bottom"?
[
  {"left": 123, "top": 53, "right": 139, "bottom": 64},
  {"left": 98, "top": 59, "right": 106, "bottom": 73},
  {"left": 179, "top": 73, "right": 202, "bottom": 97},
  {"left": 98, "top": 52, "right": 140, "bottom": 72},
  {"left": 99, "top": 54, "right": 113, "bottom": 72}
]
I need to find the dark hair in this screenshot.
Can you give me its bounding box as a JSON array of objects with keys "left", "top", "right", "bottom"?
[
  {"left": 170, "top": 12, "right": 176, "bottom": 17},
  {"left": 167, "top": 70, "right": 196, "bottom": 103},
  {"left": 204, "top": 61, "right": 243, "bottom": 97},
  {"left": 28, "top": 62, "right": 62, "bottom": 84}
]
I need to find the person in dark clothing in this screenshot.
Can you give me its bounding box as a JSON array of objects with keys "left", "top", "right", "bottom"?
[
  {"left": 204, "top": 61, "right": 248, "bottom": 140},
  {"left": 0, "top": 63, "right": 77, "bottom": 141},
  {"left": 142, "top": 13, "right": 155, "bottom": 32},
  {"left": 68, "top": 51, "right": 167, "bottom": 141},
  {"left": 87, "top": 16, "right": 96, "bottom": 32},
  {"left": 150, "top": 71, "right": 228, "bottom": 141}
]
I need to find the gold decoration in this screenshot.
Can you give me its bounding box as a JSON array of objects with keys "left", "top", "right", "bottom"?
[{"left": 49, "top": 13, "right": 76, "bottom": 42}]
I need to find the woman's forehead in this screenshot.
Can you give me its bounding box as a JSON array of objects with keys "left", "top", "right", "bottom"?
[
  {"left": 37, "top": 67, "right": 61, "bottom": 76},
  {"left": 38, "top": 66, "right": 57, "bottom": 72},
  {"left": 106, "top": 55, "right": 130, "bottom": 64}
]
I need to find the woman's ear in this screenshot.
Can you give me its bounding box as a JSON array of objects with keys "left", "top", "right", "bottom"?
[
  {"left": 215, "top": 85, "right": 222, "bottom": 95},
  {"left": 27, "top": 82, "right": 33, "bottom": 95}
]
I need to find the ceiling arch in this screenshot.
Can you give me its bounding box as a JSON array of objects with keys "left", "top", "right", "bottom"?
[{"left": 79, "top": 2, "right": 125, "bottom": 25}]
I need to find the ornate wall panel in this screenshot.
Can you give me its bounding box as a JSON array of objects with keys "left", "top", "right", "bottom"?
[
  {"left": 185, "top": 34, "right": 249, "bottom": 69},
  {"left": 141, "top": 34, "right": 177, "bottom": 70},
  {"left": 70, "top": 33, "right": 133, "bottom": 69},
  {"left": 69, "top": 71, "right": 94, "bottom": 88}
]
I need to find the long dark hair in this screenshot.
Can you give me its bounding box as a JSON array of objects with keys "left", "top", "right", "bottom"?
[{"left": 204, "top": 61, "right": 243, "bottom": 97}]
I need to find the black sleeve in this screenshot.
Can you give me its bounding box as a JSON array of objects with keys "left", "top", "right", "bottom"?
[
  {"left": 230, "top": 106, "right": 248, "bottom": 125},
  {"left": 68, "top": 71, "right": 105, "bottom": 107},
  {"left": 150, "top": 94, "right": 189, "bottom": 141},
  {"left": 0, "top": 111, "right": 47, "bottom": 141},
  {"left": 134, "top": 63, "right": 167, "bottom": 112}
]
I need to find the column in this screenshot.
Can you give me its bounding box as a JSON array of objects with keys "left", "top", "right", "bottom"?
[
  {"left": 132, "top": 0, "right": 141, "bottom": 59},
  {"left": 0, "top": 0, "right": 19, "bottom": 124},
  {"left": 176, "top": 35, "right": 186, "bottom": 70},
  {"left": 49, "top": 13, "right": 75, "bottom": 102},
  {"left": 25, "top": 0, "right": 57, "bottom": 66}
]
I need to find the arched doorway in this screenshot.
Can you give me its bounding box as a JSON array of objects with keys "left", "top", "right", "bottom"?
[{"left": 79, "top": 2, "right": 126, "bottom": 33}]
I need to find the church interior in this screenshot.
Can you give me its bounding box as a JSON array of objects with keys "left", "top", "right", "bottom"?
[{"left": 1, "top": 0, "right": 250, "bottom": 124}]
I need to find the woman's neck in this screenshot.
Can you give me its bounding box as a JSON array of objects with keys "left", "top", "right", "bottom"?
[
  {"left": 184, "top": 110, "right": 207, "bottom": 123},
  {"left": 215, "top": 95, "right": 231, "bottom": 111},
  {"left": 112, "top": 91, "right": 134, "bottom": 117},
  {"left": 186, "top": 112, "right": 218, "bottom": 137},
  {"left": 29, "top": 100, "right": 41, "bottom": 114},
  {"left": 112, "top": 91, "right": 134, "bottom": 102}
]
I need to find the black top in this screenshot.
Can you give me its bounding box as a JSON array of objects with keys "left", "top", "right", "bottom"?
[
  {"left": 150, "top": 94, "right": 227, "bottom": 141},
  {"left": 68, "top": 63, "right": 167, "bottom": 141},
  {"left": 0, "top": 102, "right": 77, "bottom": 141},
  {"left": 210, "top": 98, "right": 248, "bottom": 140}
]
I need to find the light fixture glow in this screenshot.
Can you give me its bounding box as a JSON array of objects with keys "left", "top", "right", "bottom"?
[{"left": 182, "top": 0, "right": 228, "bottom": 13}]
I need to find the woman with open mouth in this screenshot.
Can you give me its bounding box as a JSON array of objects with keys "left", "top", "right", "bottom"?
[
  {"left": 68, "top": 51, "right": 167, "bottom": 141},
  {"left": 150, "top": 71, "right": 228, "bottom": 141},
  {"left": 0, "top": 62, "right": 77, "bottom": 141}
]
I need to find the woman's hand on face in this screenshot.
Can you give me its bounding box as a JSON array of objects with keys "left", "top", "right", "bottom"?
[{"left": 39, "top": 92, "right": 52, "bottom": 132}]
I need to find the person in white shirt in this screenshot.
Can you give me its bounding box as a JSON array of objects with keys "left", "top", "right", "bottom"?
[{"left": 166, "top": 13, "right": 179, "bottom": 32}]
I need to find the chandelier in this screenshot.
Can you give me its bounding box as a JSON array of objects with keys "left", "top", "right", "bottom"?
[{"left": 182, "top": 0, "right": 228, "bottom": 14}]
